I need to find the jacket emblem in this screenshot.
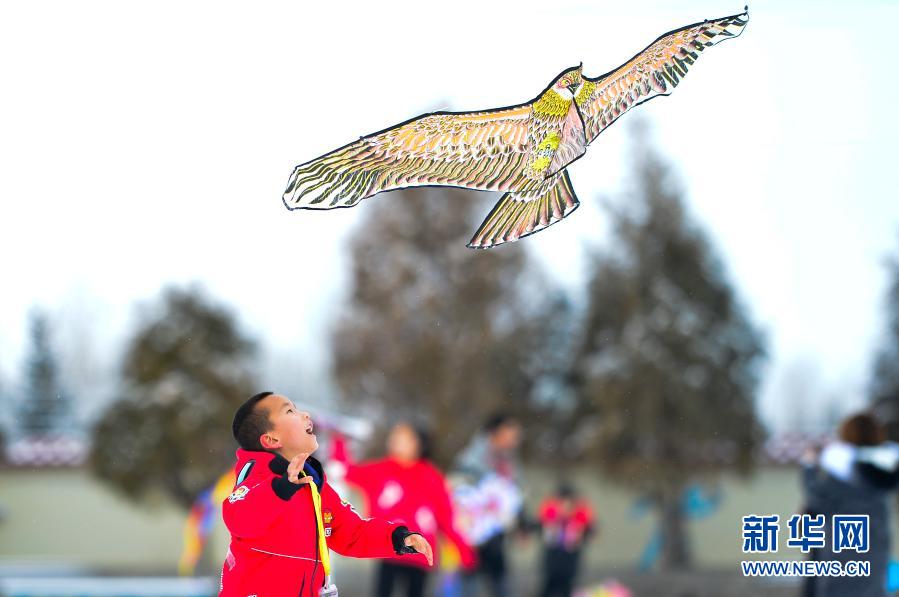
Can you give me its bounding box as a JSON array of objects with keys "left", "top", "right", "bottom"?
[{"left": 228, "top": 485, "right": 250, "bottom": 503}]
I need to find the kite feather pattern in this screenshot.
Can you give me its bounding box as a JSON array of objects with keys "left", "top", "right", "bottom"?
[{"left": 282, "top": 9, "right": 749, "bottom": 249}]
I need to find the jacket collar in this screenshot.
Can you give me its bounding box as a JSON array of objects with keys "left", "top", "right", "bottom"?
[
  {"left": 237, "top": 449, "right": 325, "bottom": 490},
  {"left": 267, "top": 452, "right": 326, "bottom": 476}
]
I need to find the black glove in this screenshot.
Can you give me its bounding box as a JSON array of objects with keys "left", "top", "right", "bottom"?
[
  {"left": 269, "top": 454, "right": 308, "bottom": 501},
  {"left": 391, "top": 526, "right": 423, "bottom": 555}
]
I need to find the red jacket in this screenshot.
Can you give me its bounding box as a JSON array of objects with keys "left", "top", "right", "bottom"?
[
  {"left": 220, "top": 449, "right": 410, "bottom": 597},
  {"left": 331, "top": 435, "right": 476, "bottom": 569},
  {"left": 538, "top": 496, "right": 595, "bottom": 552}
]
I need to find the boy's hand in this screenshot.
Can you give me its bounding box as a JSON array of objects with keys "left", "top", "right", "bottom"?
[
  {"left": 404, "top": 534, "right": 434, "bottom": 566},
  {"left": 287, "top": 452, "right": 313, "bottom": 485}
]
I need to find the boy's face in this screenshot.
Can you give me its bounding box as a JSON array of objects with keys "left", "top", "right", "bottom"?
[{"left": 258, "top": 394, "right": 318, "bottom": 459}]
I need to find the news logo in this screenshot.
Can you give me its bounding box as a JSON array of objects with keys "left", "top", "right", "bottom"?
[
  {"left": 740, "top": 513, "right": 871, "bottom": 578},
  {"left": 742, "top": 515, "right": 779, "bottom": 553},
  {"left": 786, "top": 514, "right": 826, "bottom": 553},
  {"left": 832, "top": 515, "right": 869, "bottom": 554}
]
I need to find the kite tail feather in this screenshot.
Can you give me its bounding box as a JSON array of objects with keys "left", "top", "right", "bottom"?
[{"left": 467, "top": 170, "right": 579, "bottom": 249}]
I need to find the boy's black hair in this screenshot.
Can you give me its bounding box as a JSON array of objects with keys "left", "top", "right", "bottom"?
[
  {"left": 232, "top": 391, "right": 275, "bottom": 451},
  {"left": 483, "top": 411, "right": 517, "bottom": 434}
]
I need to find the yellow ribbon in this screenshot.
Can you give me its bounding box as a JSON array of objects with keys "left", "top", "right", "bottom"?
[{"left": 302, "top": 472, "right": 331, "bottom": 578}]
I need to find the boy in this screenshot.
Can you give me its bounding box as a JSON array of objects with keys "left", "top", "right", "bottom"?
[
  {"left": 221, "top": 392, "right": 433, "bottom": 597},
  {"left": 537, "top": 482, "right": 594, "bottom": 597}
]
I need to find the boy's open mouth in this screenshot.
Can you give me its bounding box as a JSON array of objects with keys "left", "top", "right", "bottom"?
[{"left": 305, "top": 422, "right": 315, "bottom": 435}]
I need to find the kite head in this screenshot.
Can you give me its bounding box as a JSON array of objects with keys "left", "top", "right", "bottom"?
[{"left": 551, "top": 63, "right": 584, "bottom": 100}]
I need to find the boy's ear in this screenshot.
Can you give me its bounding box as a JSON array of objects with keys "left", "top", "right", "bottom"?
[{"left": 260, "top": 433, "right": 281, "bottom": 450}]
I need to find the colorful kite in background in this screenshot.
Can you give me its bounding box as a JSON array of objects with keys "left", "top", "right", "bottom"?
[
  {"left": 283, "top": 10, "right": 748, "bottom": 249},
  {"left": 630, "top": 484, "right": 722, "bottom": 571},
  {"left": 178, "top": 470, "right": 236, "bottom": 575},
  {"left": 574, "top": 579, "right": 633, "bottom": 597}
]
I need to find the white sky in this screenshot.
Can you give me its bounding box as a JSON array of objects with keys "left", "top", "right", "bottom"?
[{"left": 2, "top": 0, "right": 898, "bottom": 431}]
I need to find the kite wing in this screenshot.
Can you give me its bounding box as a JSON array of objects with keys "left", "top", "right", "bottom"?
[
  {"left": 282, "top": 106, "right": 534, "bottom": 211},
  {"left": 577, "top": 10, "right": 748, "bottom": 143}
]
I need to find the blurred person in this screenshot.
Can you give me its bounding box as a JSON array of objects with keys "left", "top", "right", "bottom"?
[
  {"left": 801, "top": 412, "right": 899, "bottom": 597},
  {"left": 537, "top": 482, "right": 595, "bottom": 597},
  {"left": 451, "top": 412, "right": 525, "bottom": 597},
  {"left": 330, "top": 422, "right": 477, "bottom": 597},
  {"left": 220, "top": 392, "right": 433, "bottom": 597},
  {"left": 798, "top": 443, "right": 825, "bottom": 597}
]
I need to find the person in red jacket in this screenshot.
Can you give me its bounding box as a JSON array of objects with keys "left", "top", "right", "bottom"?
[
  {"left": 536, "top": 482, "right": 595, "bottom": 597},
  {"left": 220, "top": 392, "right": 433, "bottom": 597},
  {"left": 330, "top": 422, "right": 476, "bottom": 597}
]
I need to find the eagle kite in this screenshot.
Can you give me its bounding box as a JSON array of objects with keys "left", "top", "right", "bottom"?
[{"left": 282, "top": 10, "right": 748, "bottom": 249}]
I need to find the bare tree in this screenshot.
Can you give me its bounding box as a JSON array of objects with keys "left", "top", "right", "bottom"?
[{"left": 332, "top": 186, "right": 562, "bottom": 466}]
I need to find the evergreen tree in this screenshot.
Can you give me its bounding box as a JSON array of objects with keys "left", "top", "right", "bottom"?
[
  {"left": 872, "top": 242, "right": 899, "bottom": 438},
  {"left": 0, "top": 362, "right": 6, "bottom": 453},
  {"left": 90, "top": 286, "right": 257, "bottom": 508},
  {"left": 19, "top": 310, "right": 71, "bottom": 437},
  {"left": 570, "top": 124, "right": 766, "bottom": 568}
]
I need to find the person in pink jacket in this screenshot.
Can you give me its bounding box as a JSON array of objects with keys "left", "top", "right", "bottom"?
[{"left": 331, "top": 422, "right": 477, "bottom": 597}]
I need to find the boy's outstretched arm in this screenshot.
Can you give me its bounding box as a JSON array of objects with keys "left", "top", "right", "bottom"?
[
  {"left": 330, "top": 432, "right": 381, "bottom": 490},
  {"left": 322, "top": 482, "right": 433, "bottom": 566}
]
